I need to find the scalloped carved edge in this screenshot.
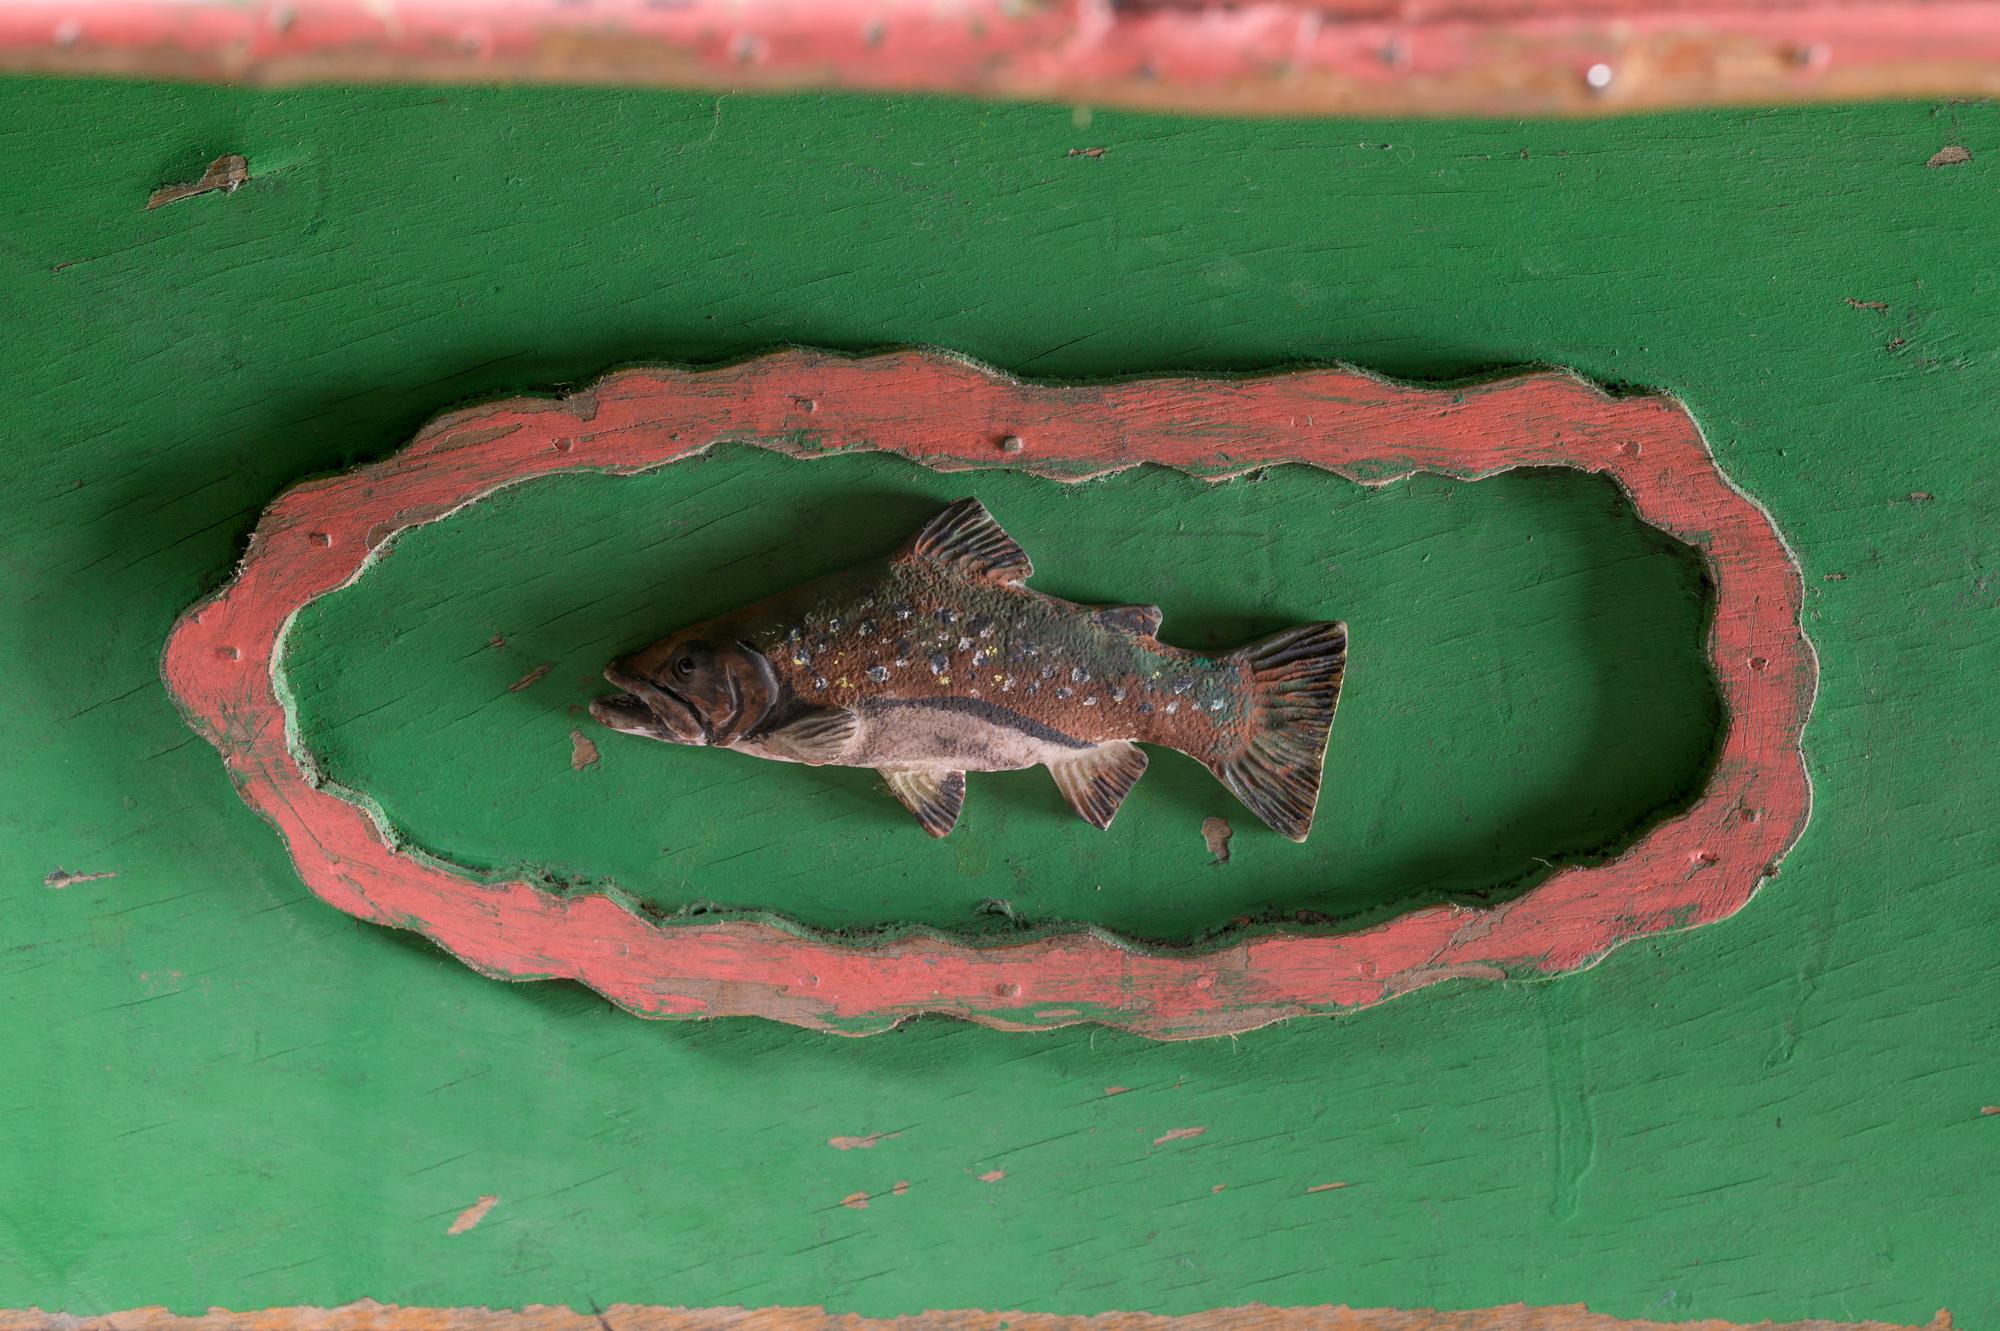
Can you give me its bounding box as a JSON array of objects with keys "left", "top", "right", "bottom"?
[{"left": 161, "top": 349, "right": 1815, "bottom": 1039}]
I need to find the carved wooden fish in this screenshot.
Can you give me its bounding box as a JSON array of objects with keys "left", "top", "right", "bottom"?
[{"left": 590, "top": 499, "right": 1347, "bottom": 840}]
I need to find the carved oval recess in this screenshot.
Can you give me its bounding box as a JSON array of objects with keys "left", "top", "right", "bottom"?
[{"left": 163, "top": 350, "right": 1815, "bottom": 1038}]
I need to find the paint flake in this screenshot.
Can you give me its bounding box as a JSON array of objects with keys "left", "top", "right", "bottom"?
[
  {"left": 146, "top": 153, "right": 249, "bottom": 209},
  {"left": 446, "top": 1195, "right": 497, "bottom": 1235},
  {"left": 1153, "top": 1126, "right": 1207, "bottom": 1145}
]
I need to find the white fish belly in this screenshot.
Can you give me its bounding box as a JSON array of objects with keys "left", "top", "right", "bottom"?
[{"left": 847, "top": 699, "right": 1093, "bottom": 772}]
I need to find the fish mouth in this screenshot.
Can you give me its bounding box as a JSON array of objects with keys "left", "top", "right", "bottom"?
[{"left": 594, "top": 670, "right": 708, "bottom": 744}]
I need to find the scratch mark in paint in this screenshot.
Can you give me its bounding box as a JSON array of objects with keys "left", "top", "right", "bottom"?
[
  {"left": 1306, "top": 1181, "right": 1350, "bottom": 1193},
  {"left": 1153, "top": 1127, "right": 1206, "bottom": 1145},
  {"left": 507, "top": 663, "right": 553, "bottom": 692},
  {"left": 839, "top": 1191, "right": 869, "bottom": 1209},
  {"left": 828, "top": 1132, "right": 900, "bottom": 1150},
  {"left": 446, "top": 1195, "right": 498, "bottom": 1235},
  {"left": 976, "top": 1169, "right": 1005, "bottom": 1183},
  {"left": 44, "top": 867, "right": 117, "bottom": 889},
  {"left": 1104, "top": 1086, "right": 1130, "bottom": 1096},
  {"left": 891, "top": 1180, "right": 909, "bottom": 1196},
  {"left": 1536, "top": 988, "right": 1597, "bottom": 1221}
]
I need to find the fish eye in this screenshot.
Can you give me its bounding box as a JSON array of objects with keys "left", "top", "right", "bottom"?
[{"left": 673, "top": 655, "right": 696, "bottom": 678}]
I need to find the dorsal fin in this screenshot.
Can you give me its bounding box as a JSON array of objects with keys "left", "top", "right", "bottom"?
[
  {"left": 1093, "top": 604, "right": 1163, "bottom": 637},
  {"left": 900, "top": 498, "right": 1033, "bottom": 584}
]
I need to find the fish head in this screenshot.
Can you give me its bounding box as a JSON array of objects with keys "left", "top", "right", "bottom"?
[{"left": 592, "top": 630, "right": 780, "bottom": 747}]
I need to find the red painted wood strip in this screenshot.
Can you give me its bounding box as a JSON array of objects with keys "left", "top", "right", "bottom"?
[
  {"left": 4, "top": 0, "right": 2000, "bottom": 116},
  {"left": 160, "top": 351, "right": 1816, "bottom": 1039},
  {"left": 0, "top": 1303, "right": 1948, "bottom": 1331}
]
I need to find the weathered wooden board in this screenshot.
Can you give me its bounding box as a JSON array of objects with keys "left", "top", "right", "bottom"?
[
  {"left": 162, "top": 352, "right": 1810, "bottom": 1037},
  {"left": 4, "top": 78, "right": 1997, "bottom": 1325}
]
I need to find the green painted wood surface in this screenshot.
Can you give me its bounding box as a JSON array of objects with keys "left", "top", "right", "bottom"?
[
  {"left": 283, "top": 454, "right": 1715, "bottom": 940},
  {"left": 3, "top": 79, "right": 1997, "bottom": 1326}
]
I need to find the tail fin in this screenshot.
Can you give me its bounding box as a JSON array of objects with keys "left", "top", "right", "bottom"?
[{"left": 1209, "top": 622, "right": 1347, "bottom": 842}]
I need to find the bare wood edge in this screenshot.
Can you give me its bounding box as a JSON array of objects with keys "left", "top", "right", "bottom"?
[
  {"left": 158, "top": 348, "right": 1818, "bottom": 1039},
  {"left": 0, "top": 1301, "right": 1954, "bottom": 1331},
  {"left": 4, "top": 0, "right": 2000, "bottom": 117}
]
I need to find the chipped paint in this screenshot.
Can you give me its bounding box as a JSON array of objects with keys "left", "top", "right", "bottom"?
[
  {"left": 445, "top": 1195, "right": 497, "bottom": 1235},
  {"left": 43, "top": 867, "right": 116, "bottom": 888},
  {"left": 507, "top": 663, "right": 552, "bottom": 692},
  {"left": 146, "top": 153, "right": 247, "bottom": 209}
]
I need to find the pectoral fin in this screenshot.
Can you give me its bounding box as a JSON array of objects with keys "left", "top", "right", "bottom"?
[
  {"left": 758, "top": 707, "right": 860, "bottom": 764},
  {"left": 1048, "top": 741, "right": 1149, "bottom": 830},
  {"left": 882, "top": 768, "right": 967, "bottom": 838}
]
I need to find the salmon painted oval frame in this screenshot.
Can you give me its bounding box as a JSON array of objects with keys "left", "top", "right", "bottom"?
[{"left": 162, "top": 350, "right": 1815, "bottom": 1039}]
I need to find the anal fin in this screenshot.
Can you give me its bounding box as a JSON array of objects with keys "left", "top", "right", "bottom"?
[
  {"left": 1048, "top": 741, "right": 1149, "bottom": 831},
  {"left": 882, "top": 768, "right": 967, "bottom": 838}
]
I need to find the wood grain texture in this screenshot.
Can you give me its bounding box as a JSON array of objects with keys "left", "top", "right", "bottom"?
[
  {"left": 6, "top": 0, "right": 2000, "bottom": 115},
  {"left": 159, "top": 350, "right": 1813, "bottom": 1038},
  {"left": 0, "top": 1304, "right": 1954, "bottom": 1331}
]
